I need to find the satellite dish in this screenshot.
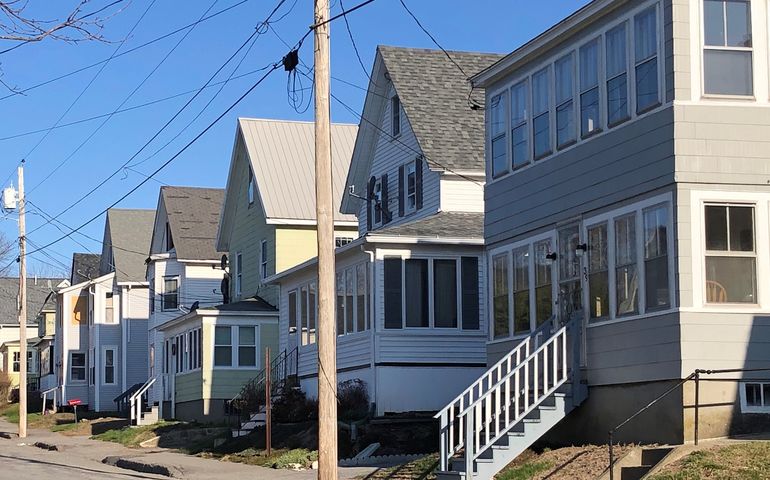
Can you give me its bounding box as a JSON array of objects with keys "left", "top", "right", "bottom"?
[{"left": 220, "top": 254, "right": 228, "bottom": 271}]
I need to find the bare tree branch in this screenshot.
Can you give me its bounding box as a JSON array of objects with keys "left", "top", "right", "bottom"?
[{"left": 0, "top": 232, "right": 16, "bottom": 276}]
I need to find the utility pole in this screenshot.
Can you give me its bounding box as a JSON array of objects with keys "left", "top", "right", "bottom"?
[
  {"left": 314, "top": 0, "right": 337, "bottom": 478},
  {"left": 17, "top": 164, "right": 27, "bottom": 439}
]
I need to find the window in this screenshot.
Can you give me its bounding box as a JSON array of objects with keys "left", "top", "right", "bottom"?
[
  {"left": 288, "top": 290, "right": 297, "bottom": 337},
  {"left": 634, "top": 7, "right": 659, "bottom": 113},
  {"left": 532, "top": 67, "right": 551, "bottom": 159},
  {"left": 165, "top": 222, "right": 174, "bottom": 251},
  {"left": 403, "top": 160, "right": 417, "bottom": 214},
  {"left": 345, "top": 270, "right": 355, "bottom": 334},
  {"left": 149, "top": 278, "right": 155, "bottom": 314},
  {"left": 214, "top": 326, "right": 232, "bottom": 367},
  {"left": 260, "top": 240, "right": 268, "bottom": 280},
  {"left": 335, "top": 273, "right": 344, "bottom": 336},
  {"left": 248, "top": 168, "right": 255, "bottom": 205},
  {"left": 434, "top": 259, "right": 458, "bottom": 328},
  {"left": 512, "top": 248, "right": 530, "bottom": 334},
  {"left": 405, "top": 259, "right": 429, "bottom": 327},
  {"left": 372, "top": 178, "right": 383, "bottom": 225},
  {"left": 510, "top": 80, "right": 529, "bottom": 170},
  {"left": 555, "top": 54, "right": 576, "bottom": 148},
  {"left": 384, "top": 258, "right": 403, "bottom": 329},
  {"left": 391, "top": 96, "right": 401, "bottom": 136},
  {"left": 644, "top": 205, "right": 670, "bottom": 310},
  {"left": 27, "top": 350, "right": 34, "bottom": 373},
  {"left": 588, "top": 223, "right": 610, "bottom": 320},
  {"left": 104, "top": 292, "right": 114, "bottom": 324},
  {"left": 490, "top": 92, "right": 508, "bottom": 177},
  {"left": 534, "top": 240, "right": 553, "bottom": 325},
  {"left": 704, "top": 0, "right": 752, "bottom": 95},
  {"left": 235, "top": 253, "right": 243, "bottom": 296},
  {"left": 162, "top": 277, "right": 179, "bottom": 311},
  {"left": 741, "top": 382, "right": 770, "bottom": 412},
  {"left": 238, "top": 326, "right": 257, "bottom": 367},
  {"left": 356, "top": 263, "right": 368, "bottom": 332},
  {"left": 12, "top": 351, "right": 19, "bottom": 372},
  {"left": 492, "top": 254, "right": 510, "bottom": 339},
  {"left": 336, "top": 237, "right": 354, "bottom": 248},
  {"left": 461, "top": 257, "right": 480, "bottom": 330},
  {"left": 102, "top": 347, "right": 116, "bottom": 385},
  {"left": 580, "top": 38, "right": 601, "bottom": 137},
  {"left": 606, "top": 23, "right": 629, "bottom": 125},
  {"left": 704, "top": 204, "right": 756, "bottom": 303},
  {"left": 70, "top": 352, "right": 86, "bottom": 382},
  {"left": 615, "top": 214, "right": 639, "bottom": 316}
]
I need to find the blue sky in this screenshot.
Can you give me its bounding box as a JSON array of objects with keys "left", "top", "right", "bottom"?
[{"left": 0, "top": 0, "right": 588, "bottom": 276}]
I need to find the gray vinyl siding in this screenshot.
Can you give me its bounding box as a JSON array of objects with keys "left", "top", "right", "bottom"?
[
  {"left": 668, "top": 0, "right": 690, "bottom": 102},
  {"left": 485, "top": 107, "right": 676, "bottom": 247},
  {"left": 126, "top": 318, "right": 148, "bottom": 387},
  {"left": 96, "top": 322, "right": 122, "bottom": 411},
  {"left": 358, "top": 83, "right": 441, "bottom": 236}
]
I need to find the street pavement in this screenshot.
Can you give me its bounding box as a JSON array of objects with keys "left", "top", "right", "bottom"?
[{"left": 0, "top": 418, "right": 374, "bottom": 479}]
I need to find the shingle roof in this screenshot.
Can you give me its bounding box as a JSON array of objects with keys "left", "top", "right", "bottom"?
[
  {"left": 378, "top": 46, "right": 504, "bottom": 172},
  {"left": 104, "top": 209, "right": 155, "bottom": 283},
  {"left": 161, "top": 186, "right": 224, "bottom": 261},
  {"left": 0, "top": 277, "right": 65, "bottom": 325},
  {"left": 237, "top": 118, "right": 358, "bottom": 222},
  {"left": 374, "top": 212, "right": 484, "bottom": 240},
  {"left": 71, "top": 253, "right": 100, "bottom": 284},
  {"left": 198, "top": 295, "right": 277, "bottom": 313}
]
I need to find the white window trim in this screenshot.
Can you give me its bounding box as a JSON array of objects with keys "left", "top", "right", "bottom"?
[
  {"left": 101, "top": 345, "right": 117, "bottom": 386},
  {"left": 161, "top": 276, "right": 180, "bottom": 312},
  {"left": 485, "top": 0, "right": 664, "bottom": 184},
  {"left": 739, "top": 381, "right": 770, "bottom": 413},
  {"left": 211, "top": 324, "right": 261, "bottom": 370},
  {"left": 403, "top": 160, "right": 417, "bottom": 215},
  {"left": 104, "top": 291, "right": 116, "bottom": 324},
  {"left": 260, "top": 241, "right": 268, "bottom": 280},
  {"left": 371, "top": 178, "right": 384, "bottom": 227},
  {"left": 69, "top": 351, "right": 87, "bottom": 384}
]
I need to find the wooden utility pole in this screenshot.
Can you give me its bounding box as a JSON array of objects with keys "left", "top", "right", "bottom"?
[
  {"left": 314, "top": 0, "right": 338, "bottom": 478},
  {"left": 17, "top": 164, "right": 27, "bottom": 439}
]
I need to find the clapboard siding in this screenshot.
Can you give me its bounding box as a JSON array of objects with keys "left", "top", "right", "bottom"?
[
  {"left": 440, "top": 177, "right": 484, "bottom": 213},
  {"left": 376, "top": 333, "right": 486, "bottom": 364},
  {"left": 181, "top": 264, "right": 224, "bottom": 308},
  {"left": 175, "top": 370, "right": 203, "bottom": 403},
  {"left": 297, "top": 333, "right": 373, "bottom": 378},
  {"left": 485, "top": 107, "right": 676, "bottom": 247},
  {"left": 358, "top": 84, "right": 441, "bottom": 236},
  {"left": 148, "top": 259, "right": 185, "bottom": 329}
]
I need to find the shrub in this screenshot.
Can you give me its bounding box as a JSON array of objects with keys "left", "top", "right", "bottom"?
[
  {"left": 0, "top": 371, "right": 11, "bottom": 403},
  {"left": 337, "top": 379, "right": 369, "bottom": 421},
  {"left": 272, "top": 388, "right": 317, "bottom": 423},
  {"left": 271, "top": 448, "right": 318, "bottom": 469}
]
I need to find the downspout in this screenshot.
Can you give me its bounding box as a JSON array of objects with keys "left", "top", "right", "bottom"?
[
  {"left": 122, "top": 285, "right": 129, "bottom": 394},
  {"left": 360, "top": 243, "right": 377, "bottom": 412}
]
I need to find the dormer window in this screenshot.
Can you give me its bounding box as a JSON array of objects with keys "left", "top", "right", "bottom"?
[
  {"left": 247, "top": 169, "right": 255, "bottom": 205},
  {"left": 165, "top": 222, "right": 174, "bottom": 251},
  {"left": 703, "top": 0, "right": 753, "bottom": 96},
  {"left": 373, "top": 178, "right": 383, "bottom": 225},
  {"left": 391, "top": 96, "right": 401, "bottom": 137}
]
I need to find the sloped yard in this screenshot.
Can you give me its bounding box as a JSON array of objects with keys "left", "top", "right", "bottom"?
[{"left": 648, "top": 441, "right": 770, "bottom": 480}]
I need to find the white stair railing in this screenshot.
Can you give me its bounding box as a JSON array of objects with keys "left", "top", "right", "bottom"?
[
  {"left": 436, "top": 323, "right": 569, "bottom": 474},
  {"left": 40, "top": 386, "right": 59, "bottom": 414},
  {"left": 130, "top": 377, "right": 156, "bottom": 425}
]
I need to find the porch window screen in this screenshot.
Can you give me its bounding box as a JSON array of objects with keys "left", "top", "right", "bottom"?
[
  {"left": 162, "top": 278, "right": 179, "bottom": 311},
  {"left": 492, "top": 254, "right": 510, "bottom": 339},
  {"left": 434, "top": 259, "right": 458, "bottom": 328},
  {"left": 534, "top": 240, "right": 553, "bottom": 325},
  {"left": 301, "top": 286, "right": 310, "bottom": 344},
  {"left": 384, "top": 258, "right": 403, "bottom": 329},
  {"left": 70, "top": 352, "right": 86, "bottom": 381},
  {"left": 580, "top": 38, "right": 601, "bottom": 137},
  {"left": 704, "top": 0, "right": 753, "bottom": 95},
  {"left": 405, "top": 259, "right": 429, "bottom": 327},
  {"left": 238, "top": 326, "right": 257, "bottom": 367},
  {"left": 345, "top": 270, "right": 355, "bottom": 334},
  {"left": 588, "top": 223, "right": 610, "bottom": 320},
  {"left": 705, "top": 204, "right": 756, "bottom": 303},
  {"left": 555, "top": 53, "right": 575, "bottom": 148},
  {"left": 513, "top": 247, "right": 530, "bottom": 334},
  {"left": 634, "top": 7, "right": 659, "bottom": 112},
  {"left": 336, "top": 273, "right": 345, "bottom": 335},
  {"left": 490, "top": 92, "right": 507, "bottom": 178},
  {"left": 461, "top": 257, "right": 480, "bottom": 330},
  {"left": 644, "top": 205, "right": 670, "bottom": 310},
  {"left": 615, "top": 214, "right": 639, "bottom": 316},
  {"left": 308, "top": 282, "right": 317, "bottom": 344},
  {"left": 606, "top": 23, "right": 629, "bottom": 125},
  {"left": 214, "top": 326, "right": 232, "bottom": 367},
  {"left": 356, "top": 264, "right": 367, "bottom": 332}
]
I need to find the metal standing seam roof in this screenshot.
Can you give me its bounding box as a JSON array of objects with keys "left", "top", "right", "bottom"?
[
  {"left": 160, "top": 186, "right": 224, "bottom": 261},
  {"left": 0, "top": 277, "right": 66, "bottom": 325},
  {"left": 237, "top": 118, "right": 358, "bottom": 223},
  {"left": 377, "top": 46, "right": 505, "bottom": 172},
  {"left": 104, "top": 209, "right": 156, "bottom": 283}
]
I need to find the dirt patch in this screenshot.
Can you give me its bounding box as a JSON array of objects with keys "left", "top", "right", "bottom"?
[
  {"left": 648, "top": 441, "right": 770, "bottom": 479},
  {"left": 497, "top": 445, "right": 635, "bottom": 480}
]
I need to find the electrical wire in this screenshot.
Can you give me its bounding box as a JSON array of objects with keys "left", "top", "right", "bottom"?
[{"left": 339, "top": 0, "right": 371, "bottom": 81}]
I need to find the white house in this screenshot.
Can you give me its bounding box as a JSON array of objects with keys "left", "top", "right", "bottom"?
[{"left": 268, "top": 46, "right": 502, "bottom": 415}]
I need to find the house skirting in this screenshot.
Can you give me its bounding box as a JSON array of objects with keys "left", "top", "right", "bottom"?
[{"left": 174, "top": 398, "right": 231, "bottom": 424}]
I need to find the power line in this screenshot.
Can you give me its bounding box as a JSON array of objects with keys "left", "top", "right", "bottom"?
[
  {"left": 24, "top": 0, "right": 294, "bottom": 237},
  {"left": 28, "top": 0, "right": 222, "bottom": 195},
  {"left": 339, "top": 0, "right": 371, "bottom": 80},
  {"left": 0, "top": 0, "right": 257, "bottom": 102}
]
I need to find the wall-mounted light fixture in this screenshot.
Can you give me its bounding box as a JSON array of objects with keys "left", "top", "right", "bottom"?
[
  {"left": 575, "top": 243, "right": 588, "bottom": 257},
  {"left": 545, "top": 252, "right": 558, "bottom": 264}
]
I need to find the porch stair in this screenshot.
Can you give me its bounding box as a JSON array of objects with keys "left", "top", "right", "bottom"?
[
  {"left": 435, "top": 318, "right": 587, "bottom": 480},
  {"left": 128, "top": 377, "right": 157, "bottom": 427},
  {"left": 598, "top": 447, "right": 674, "bottom": 480}
]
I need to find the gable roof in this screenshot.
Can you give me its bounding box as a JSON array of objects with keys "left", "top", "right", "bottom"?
[
  {"left": 159, "top": 186, "right": 224, "bottom": 261},
  {"left": 71, "top": 253, "right": 100, "bottom": 284},
  {"left": 0, "top": 277, "right": 66, "bottom": 325},
  {"left": 341, "top": 46, "right": 503, "bottom": 214},
  {"left": 102, "top": 209, "right": 155, "bottom": 283}
]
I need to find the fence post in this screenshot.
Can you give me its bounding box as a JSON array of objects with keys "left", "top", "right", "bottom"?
[
  {"left": 608, "top": 431, "right": 614, "bottom": 480},
  {"left": 694, "top": 370, "right": 700, "bottom": 446},
  {"left": 439, "top": 410, "right": 448, "bottom": 472}
]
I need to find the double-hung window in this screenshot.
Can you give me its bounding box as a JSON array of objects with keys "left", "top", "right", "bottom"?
[
  {"left": 490, "top": 92, "right": 508, "bottom": 177},
  {"left": 70, "top": 352, "right": 86, "bottom": 382},
  {"left": 162, "top": 277, "right": 179, "bottom": 311},
  {"left": 644, "top": 205, "right": 670, "bottom": 310},
  {"left": 510, "top": 81, "right": 529, "bottom": 169},
  {"left": 704, "top": 204, "right": 756, "bottom": 303},
  {"left": 555, "top": 54, "right": 575, "bottom": 149},
  {"left": 103, "top": 347, "right": 116, "bottom": 385},
  {"left": 238, "top": 326, "right": 257, "bottom": 367},
  {"left": 492, "top": 254, "right": 510, "bottom": 339},
  {"left": 615, "top": 214, "right": 639, "bottom": 316},
  {"left": 104, "top": 292, "right": 114, "bottom": 324},
  {"left": 532, "top": 67, "right": 552, "bottom": 159},
  {"left": 12, "top": 351, "right": 19, "bottom": 372},
  {"left": 404, "top": 160, "right": 417, "bottom": 213},
  {"left": 634, "top": 7, "right": 659, "bottom": 113},
  {"left": 214, "top": 326, "right": 232, "bottom": 367},
  {"left": 703, "top": 0, "right": 753, "bottom": 95},
  {"left": 606, "top": 23, "right": 629, "bottom": 125},
  {"left": 588, "top": 223, "right": 610, "bottom": 320},
  {"left": 260, "top": 240, "right": 268, "bottom": 280},
  {"left": 580, "top": 38, "right": 601, "bottom": 137}
]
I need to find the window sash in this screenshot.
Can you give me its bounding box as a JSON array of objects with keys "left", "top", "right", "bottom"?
[
  {"left": 492, "top": 253, "right": 510, "bottom": 339},
  {"left": 162, "top": 278, "right": 179, "bottom": 311},
  {"left": 392, "top": 96, "right": 401, "bottom": 136},
  {"left": 214, "top": 326, "right": 232, "bottom": 367}
]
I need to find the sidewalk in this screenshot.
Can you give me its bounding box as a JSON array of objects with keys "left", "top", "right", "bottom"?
[{"left": 0, "top": 418, "right": 374, "bottom": 479}]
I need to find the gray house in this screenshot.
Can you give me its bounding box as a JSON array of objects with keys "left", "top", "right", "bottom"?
[{"left": 435, "top": 0, "right": 770, "bottom": 478}]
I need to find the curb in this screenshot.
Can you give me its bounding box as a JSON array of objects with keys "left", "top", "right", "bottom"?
[{"left": 102, "top": 455, "right": 183, "bottom": 478}]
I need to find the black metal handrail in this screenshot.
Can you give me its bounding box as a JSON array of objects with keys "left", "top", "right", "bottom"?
[{"left": 607, "top": 366, "right": 770, "bottom": 480}]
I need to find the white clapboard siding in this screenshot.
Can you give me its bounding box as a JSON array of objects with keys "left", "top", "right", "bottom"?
[
  {"left": 297, "top": 333, "right": 373, "bottom": 378},
  {"left": 440, "top": 176, "right": 485, "bottom": 213},
  {"left": 375, "top": 333, "right": 487, "bottom": 364}
]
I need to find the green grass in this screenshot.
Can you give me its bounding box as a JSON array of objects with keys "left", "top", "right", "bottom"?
[
  {"left": 92, "top": 422, "right": 169, "bottom": 447},
  {"left": 1, "top": 403, "right": 19, "bottom": 423},
  {"left": 496, "top": 460, "right": 553, "bottom": 480},
  {"left": 271, "top": 449, "right": 318, "bottom": 469},
  {"left": 50, "top": 422, "right": 81, "bottom": 433},
  {"left": 649, "top": 442, "right": 770, "bottom": 480}
]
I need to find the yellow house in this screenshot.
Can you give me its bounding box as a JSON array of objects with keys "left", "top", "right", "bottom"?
[{"left": 0, "top": 339, "right": 39, "bottom": 391}]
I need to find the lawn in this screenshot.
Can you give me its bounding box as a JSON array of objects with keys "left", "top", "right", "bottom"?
[
  {"left": 649, "top": 442, "right": 770, "bottom": 480},
  {"left": 93, "top": 421, "right": 186, "bottom": 447}
]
